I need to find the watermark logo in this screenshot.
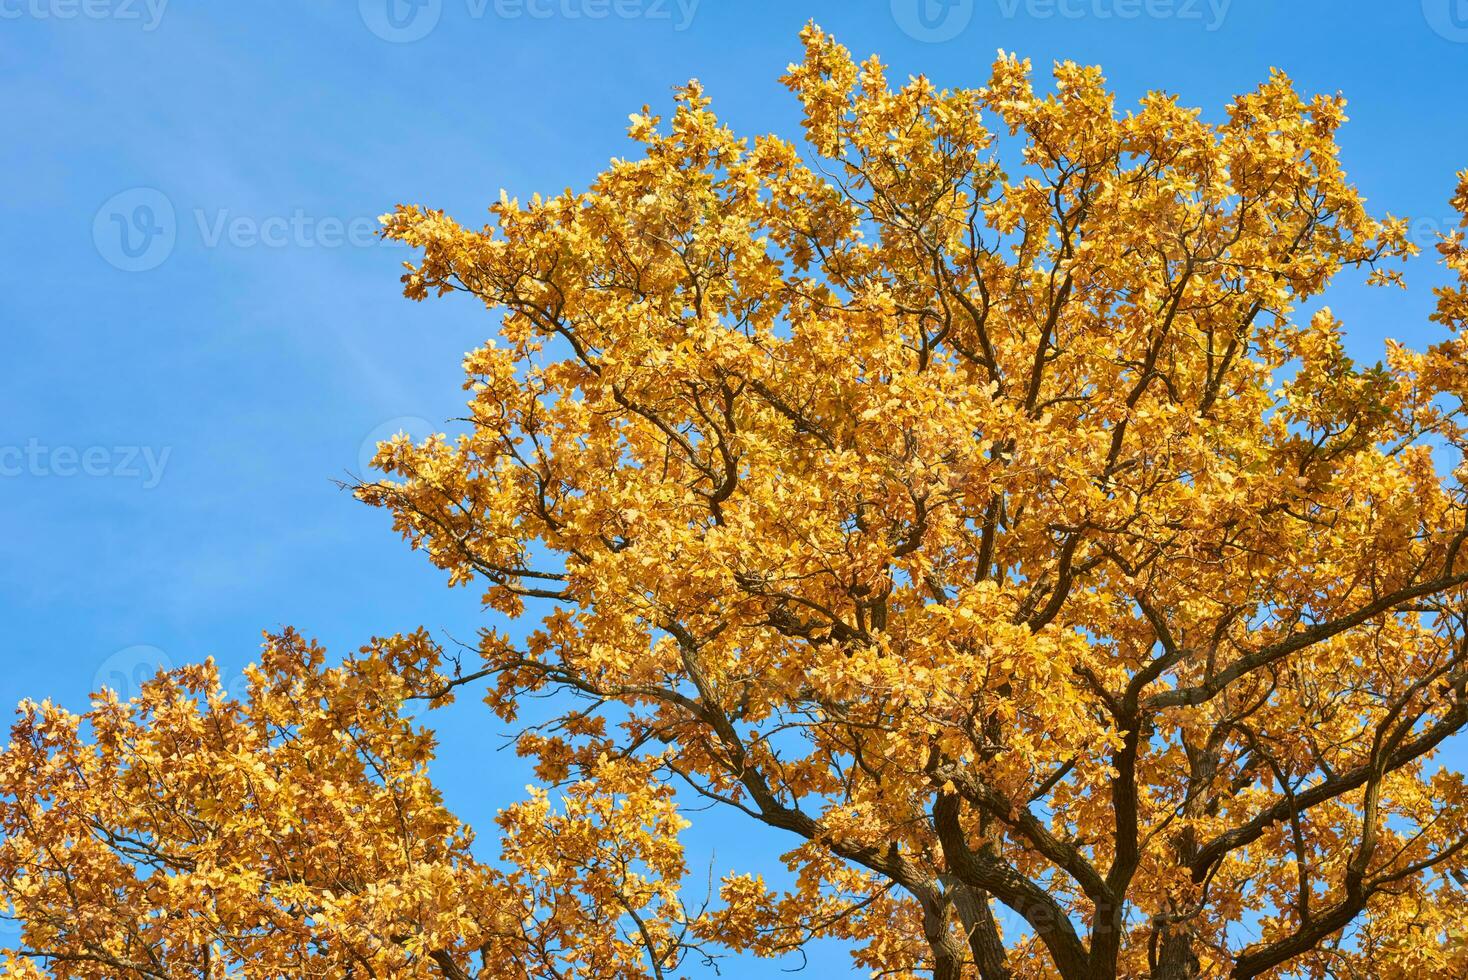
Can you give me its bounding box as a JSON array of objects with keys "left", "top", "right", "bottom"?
[
  {"left": 93, "top": 188, "right": 176, "bottom": 272},
  {"left": 0, "top": 440, "right": 171, "bottom": 488},
  {"left": 0, "top": 0, "right": 168, "bottom": 30},
  {"left": 360, "top": 0, "right": 441, "bottom": 42},
  {"left": 891, "top": 0, "right": 974, "bottom": 41},
  {"left": 1423, "top": 0, "right": 1468, "bottom": 41},
  {"left": 358, "top": 415, "right": 437, "bottom": 476}
]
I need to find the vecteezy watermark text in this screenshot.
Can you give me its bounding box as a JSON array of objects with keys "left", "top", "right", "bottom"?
[
  {"left": 194, "top": 210, "right": 386, "bottom": 250},
  {"left": 891, "top": 0, "right": 1230, "bottom": 41},
  {"left": 0, "top": 0, "right": 166, "bottom": 30},
  {"left": 0, "top": 440, "right": 171, "bottom": 489},
  {"left": 994, "top": 0, "right": 1231, "bottom": 30},
  {"left": 93, "top": 188, "right": 401, "bottom": 272},
  {"left": 359, "top": 0, "right": 698, "bottom": 43}
]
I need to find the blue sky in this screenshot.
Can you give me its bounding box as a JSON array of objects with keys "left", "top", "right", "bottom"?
[{"left": 2, "top": 0, "right": 1467, "bottom": 971}]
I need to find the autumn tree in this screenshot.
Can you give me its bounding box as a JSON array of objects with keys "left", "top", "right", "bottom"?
[{"left": 7, "top": 24, "right": 1468, "bottom": 979}]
